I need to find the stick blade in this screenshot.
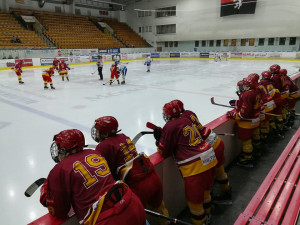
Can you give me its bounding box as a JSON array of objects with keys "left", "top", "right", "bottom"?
[
  {"left": 210, "top": 97, "right": 215, "bottom": 104},
  {"left": 24, "top": 178, "right": 46, "bottom": 197}
]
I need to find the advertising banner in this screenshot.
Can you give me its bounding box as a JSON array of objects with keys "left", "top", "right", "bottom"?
[
  {"left": 170, "top": 52, "right": 180, "bottom": 58},
  {"left": 16, "top": 59, "right": 33, "bottom": 67},
  {"left": 230, "top": 52, "right": 243, "bottom": 58},
  {"left": 242, "top": 52, "right": 255, "bottom": 58},
  {"left": 107, "top": 48, "right": 120, "bottom": 54},
  {"left": 200, "top": 53, "right": 209, "bottom": 58},
  {"left": 40, "top": 58, "right": 68, "bottom": 66},
  {"left": 98, "top": 49, "right": 108, "bottom": 54},
  {"left": 151, "top": 52, "right": 160, "bottom": 58},
  {"left": 160, "top": 52, "right": 169, "bottom": 58},
  {"left": 221, "top": 0, "right": 257, "bottom": 17},
  {"left": 181, "top": 52, "right": 190, "bottom": 57},
  {"left": 254, "top": 52, "right": 268, "bottom": 58}
]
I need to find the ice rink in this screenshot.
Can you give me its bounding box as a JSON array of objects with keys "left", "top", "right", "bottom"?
[{"left": 0, "top": 58, "right": 299, "bottom": 224}]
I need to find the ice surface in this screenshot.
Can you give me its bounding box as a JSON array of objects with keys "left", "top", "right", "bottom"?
[{"left": 0, "top": 58, "right": 299, "bottom": 224}]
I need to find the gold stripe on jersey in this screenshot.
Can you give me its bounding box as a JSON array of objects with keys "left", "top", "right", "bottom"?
[{"left": 178, "top": 156, "right": 217, "bottom": 178}]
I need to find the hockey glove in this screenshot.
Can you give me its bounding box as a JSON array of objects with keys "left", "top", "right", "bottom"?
[
  {"left": 226, "top": 110, "right": 237, "bottom": 119},
  {"left": 40, "top": 179, "right": 48, "bottom": 207},
  {"left": 229, "top": 100, "right": 236, "bottom": 106},
  {"left": 154, "top": 127, "right": 162, "bottom": 141}
]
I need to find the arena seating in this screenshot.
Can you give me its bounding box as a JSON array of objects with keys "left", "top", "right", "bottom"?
[
  {"left": 0, "top": 10, "right": 48, "bottom": 48},
  {"left": 234, "top": 127, "right": 300, "bottom": 225},
  {"left": 33, "top": 11, "right": 123, "bottom": 49},
  {"left": 101, "top": 18, "right": 149, "bottom": 48}
]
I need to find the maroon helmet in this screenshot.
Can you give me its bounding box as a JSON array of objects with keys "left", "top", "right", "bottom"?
[
  {"left": 171, "top": 99, "right": 184, "bottom": 113},
  {"left": 50, "top": 129, "right": 85, "bottom": 163},
  {"left": 163, "top": 102, "right": 181, "bottom": 122},
  {"left": 92, "top": 116, "right": 119, "bottom": 142},
  {"left": 269, "top": 64, "right": 281, "bottom": 74}
]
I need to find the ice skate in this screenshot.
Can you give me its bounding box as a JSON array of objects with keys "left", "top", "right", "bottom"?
[
  {"left": 121, "top": 80, "right": 125, "bottom": 85},
  {"left": 44, "top": 86, "right": 48, "bottom": 89},
  {"left": 19, "top": 81, "right": 24, "bottom": 84},
  {"left": 236, "top": 157, "right": 254, "bottom": 168},
  {"left": 51, "top": 86, "right": 55, "bottom": 89},
  {"left": 213, "top": 187, "right": 232, "bottom": 205}
]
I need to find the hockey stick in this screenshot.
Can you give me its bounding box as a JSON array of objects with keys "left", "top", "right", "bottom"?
[
  {"left": 211, "top": 97, "right": 234, "bottom": 109},
  {"left": 103, "top": 79, "right": 116, "bottom": 86},
  {"left": 24, "top": 178, "right": 46, "bottom": 197},
  {"left": 145, "top": 209, "right": 192, "bottom": 225},
  {"left": 91, "top": 69, "right": 98, "bottom": 75},
  {"left": 132, "top": 131, "right": 154, "bottom": 144},
  {"left": 216, "top": 133, "right": 235, "bottom": 136},
  {"left": 211, "top": 97, "right": 281, "bottom": 117},
  {"left": 147, "top": 121, "right": 234, "bottom": 136}
]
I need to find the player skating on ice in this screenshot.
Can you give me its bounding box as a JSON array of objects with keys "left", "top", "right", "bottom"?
[
  {"left": 110, "top": 63, "right": 120, "bottom": 85},
  {"left": 113, "top": 54, "right": 120, "bottom": 66},
  {"left": 96, "top": 55, "right": 104, "bottom": 80},
  {"left": 91, "top": 116, "right": 170, "bottom": 224},
  {"left": 42, "top": 67, "right": 55, "bottom": 89},
  {"left": 118, "top": 63, "right": 127, "bottom": 85},
  {"left": 14, "top": 60, "right": 24, "bottom": 84},
  {"left": 144, "top": 55, "right": 152, "bottom": 72},
  {"left": 39, "top": 129, "right": 147, "bottom": 225},
  {"left": 214, "top": 53, "right": 221, "bottom": 62},
  {"left": 52, "top": 58, "right": 59, "bottom": 75},
  {"left": 59, "top": 59, "right": 70, "bottom": 81}
]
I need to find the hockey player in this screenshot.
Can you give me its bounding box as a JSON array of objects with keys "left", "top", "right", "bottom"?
[
  {"left": 154, "top": 101, "right": 217, "bottom": 225},
  {"left": 113, "top": 54, "right": 120, "bottom": 65},
  {"left": 14, "top": 60, "right": 24, "bottom": 84},
  {"left": 91, "top": 116, "right": 170, "bottom": 224},
  {"left": 214, "top": 53, "right": 221, "bottom": 62},
  {"left": 59, "top": 59, "right": 70, "bottom": 81},
  {"left": 280, "top": 68, "right": 300, "bottom": 126},
  {"left": 144, "top": 55, "right": 152, "bottom": 72},
  {"left": 110, "top": 63, "right": 120, "bottom": 85},
  {"left": 39, "top": 129, "right": 146, "bottom": 225},
  {"left": 118, "top": 63, "right": 127, "bottom": 85},
  {"left": 42, "top": 67, "right": 55, "bottom": 89},
  {"left": 52, "top": 58, "right": 59, "bottom": 75},
  {"left": 171, "top": 99, "right": 232, "bottom": 205},
  {"left": 96, "top": 56, "right": 103, "bottom": 80},
  {"left": 270, "top": 64, "right": 289, "bottom": 135},
  {"left": 227, "top": 76, "right": 262, "bottom": 168}
]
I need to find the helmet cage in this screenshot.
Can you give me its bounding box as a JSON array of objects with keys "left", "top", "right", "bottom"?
[
  {"left": 91, "top": 125, "right": 101, "bottom": 143},
  {"left": 50, "top": 141, "right": 67, "bottom": 163}
]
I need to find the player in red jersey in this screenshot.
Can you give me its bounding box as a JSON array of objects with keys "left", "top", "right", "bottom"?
[
  {"left": 269, "top": 64, "right": 289, "bottom": 136},
  {"left": 91, "top": 116, "right": 170, "bottom": 224},
  {"left": 227, "top": 76, "right": 262, "bottom": 168},
  {"left": 279, "top": 68, "right": 300, "bottom": 127},
  {"left": 14, "top": 60, "right": 24, "bottom": 84},
  {"left": 258, "top": 71, "right": 282, "bottom": 140},
  {"left": 42, "top": 67, "right": 55, "bottom": 89},
  {"left": 52, "top": 58, "right": 59, "bottom": 75},
  {"left": 110, "top": 63, "right": 120, "bottom": 85},
  {"left": 171, "top": 99, "right": 232, "bottom": 205},
  {"left": 39, "top": 129, "right": 146, "bottom": 225},
  {"left": 155, "top": 101, "right": 217, "bottom": 225},
  {"left": 59, "top": 59, "right": 70, "bottom": 81}
]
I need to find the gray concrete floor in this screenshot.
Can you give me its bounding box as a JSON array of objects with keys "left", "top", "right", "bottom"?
[{"left": 176, "top": 110, "right": 300, "bottom": 225}]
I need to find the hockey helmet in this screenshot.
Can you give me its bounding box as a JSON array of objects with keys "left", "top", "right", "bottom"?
[
  {"left": 171, "top": 99, "right": 185, "bottom": 113},
  {"left": 163, "top": 102, "right": 181, "bottom": 122},
  {"left": 243, "top": 76, "right": 256, "bottom": 89},
  {"left": 261, "top": 71, "right": 272, "bottom": 79},
  {"left": 91, "top": 116, "right": 119, "bottom": 142},
  {"left": 248, "top": 73, "right": 259, "bottom": 84},
  {"left": 269, "top": 64, "right": 281, "bottom": 74},
  {"left": 50, "top": 129, "right": 85, "bottom": 163},
  {"left": 279, "top": 69, "right": 287, "bottom": 76}
]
